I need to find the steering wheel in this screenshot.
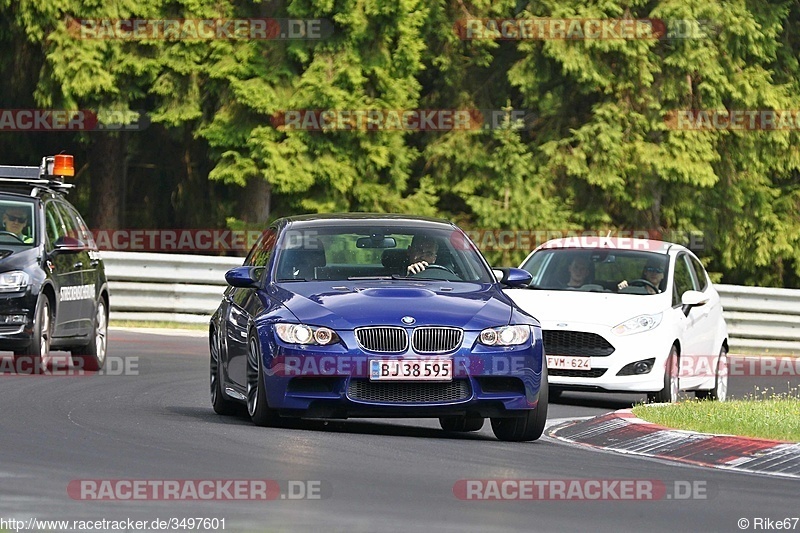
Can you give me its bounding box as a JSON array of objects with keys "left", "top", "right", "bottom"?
[
  {"left": 0, "top": 231, "right": 25, "bottom": 243},
  {"left": 628, "top": 279, "right": 660, "bottom": 293},
  {"left": 421, "top": 264, "right": 454, "bottom": 273},
  {"left": 408, "top": 263, "right": 457, "bottom": 278}
]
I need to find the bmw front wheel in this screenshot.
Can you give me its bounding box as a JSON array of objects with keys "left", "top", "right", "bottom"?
[
  {"left": 491, "top": 366, "right": 549, "bottom": 442},
  {"left": 246, "top": 331, "right": 281, "bottom": 427}
]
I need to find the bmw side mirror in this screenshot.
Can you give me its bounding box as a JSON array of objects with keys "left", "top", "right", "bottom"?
[
  {"left": 495, "top": 267, "right": 532, "bottom": 288},
  {"left": 225, "top": 266, "right": 264, "bottom": 289}
]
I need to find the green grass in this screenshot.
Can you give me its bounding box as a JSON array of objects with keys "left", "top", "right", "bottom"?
[
  {"left": 110, "top": 319, "right": 207, "bottom": 331},
  {"left": 632, "top": 387, "right": 800, "bottom": 442}
]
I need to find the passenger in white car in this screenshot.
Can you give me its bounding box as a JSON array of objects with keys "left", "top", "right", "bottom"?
[{"left": 565, "top": 256, "right": 593, "bottom": 288}]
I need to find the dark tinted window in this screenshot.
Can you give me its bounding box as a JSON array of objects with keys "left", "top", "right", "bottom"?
[
  {"left": 689, "top": 256, "right": 708, "bottom": 292},
  {"left": 44, "top": 201, "right": 65, "bottom": 249},
  {"left": 673, "top": 255, "right": 696, "bottom": 306},
  {"left": 244, "top": 229, "right": 277, "bottom": 268}
]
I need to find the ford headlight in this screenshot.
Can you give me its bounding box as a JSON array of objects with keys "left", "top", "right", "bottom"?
[
  {"left": 0, "top": 271, "right": 29, "bottom": 292},
  {"left": 612, "top": 313, "right": 663, "bottom": 336},
  {"left": 275, "top": 323, "right": 339, "bottom": 345},
  {"left": 479, "top": 325, "right": 531, "bottom": 346}
]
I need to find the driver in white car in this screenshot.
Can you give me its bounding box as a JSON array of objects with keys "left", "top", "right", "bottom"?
[
  {"left": 617, "top": 260, "right": 665, "bottom": 294},
  {"left": 406, "top": 235, "right": 439, "bottom": 275}
]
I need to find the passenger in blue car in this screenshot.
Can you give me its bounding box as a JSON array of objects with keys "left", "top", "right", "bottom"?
[{"left": 406, "top": 235, "right": 439, "bottom": 275}]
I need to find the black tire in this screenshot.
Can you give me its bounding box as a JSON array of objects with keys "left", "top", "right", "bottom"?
[
  {"left": 210, "top": 328, "right": 239, "bottom": 415},
  {"left": 14, "top": 296, "right": 52, "bottom": 374},
  {"left": 648, "top": 345, "right": 679, "bottom": 403},
  {"left": 491, "top": 366, "right": 549, "bottom": 442},
  {"left": 71, "top": 298, "right": 108, "bottom": 371},
  {"left": 695, "top": 347, "right": 728, "bottom": 401},
  {"left": 439, "top": 415, "right": 484, "bottom": 432},
  {"left": 246, "top": 331, "right": 281, "bottom": 427}
]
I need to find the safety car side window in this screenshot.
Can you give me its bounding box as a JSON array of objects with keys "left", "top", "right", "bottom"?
[
  {"left": 44, "top": 201, "right": 65, "bottom": 250},
  {"left": 59, "top": 201, "right": 94, "bottom": 247}
]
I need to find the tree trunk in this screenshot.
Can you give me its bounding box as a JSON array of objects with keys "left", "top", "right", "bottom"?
[
  {"left": 88, "top": 133, "right": 126, "bottom": 229},
  {"left": 239, "top": 177, "right": 271, "bottom": 225}
]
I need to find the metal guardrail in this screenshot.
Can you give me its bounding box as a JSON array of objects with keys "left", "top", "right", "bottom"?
[
  {"left": 103, "top": 251, "right": 241, "bottom": 324},
  {"left": 103, "top": 252, "right": 800, "bottom": 352},
  {"left": 716, "top": 285, "right": 800, "bottom": 353}
]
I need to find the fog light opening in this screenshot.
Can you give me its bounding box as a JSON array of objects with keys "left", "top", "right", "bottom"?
[
  {"left": 0, "top": 314, "right": 26, "bottom": 324},
  {"left": 633, "top": 361, "right": 652, "bottom": 374}
]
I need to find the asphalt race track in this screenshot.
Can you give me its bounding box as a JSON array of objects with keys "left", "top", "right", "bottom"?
[{"left": 1, "top": 329, "right": 798, "bottom": 533}]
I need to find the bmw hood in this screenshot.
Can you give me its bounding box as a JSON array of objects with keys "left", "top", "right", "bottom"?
[
  {"left": 272, "top": 282, "right": 513, "bottom": 331},
  {"left": 504, "top": 288, "right": 668, "bottom": 328}
]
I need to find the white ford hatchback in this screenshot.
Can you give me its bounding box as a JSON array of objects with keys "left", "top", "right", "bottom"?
[{"left": 504, "top": 237, "right": 729, "bottom": 403}]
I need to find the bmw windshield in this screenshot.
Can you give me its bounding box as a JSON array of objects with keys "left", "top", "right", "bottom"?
[{"left": 274, "top": 225, "right": 494, "bottom": 283}]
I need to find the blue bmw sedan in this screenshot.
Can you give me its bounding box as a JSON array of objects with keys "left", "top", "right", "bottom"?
[{"left": 209, "top": 214, "right": 547, "bottom": 441}]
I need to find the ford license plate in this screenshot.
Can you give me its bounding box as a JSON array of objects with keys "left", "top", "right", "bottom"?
[{"left": 546, "top": 355, "right": 592, "bottom": 370}]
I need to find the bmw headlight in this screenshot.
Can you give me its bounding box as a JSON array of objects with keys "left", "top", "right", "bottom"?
[
  {"left": 479, "top": 325, "right": 531, "bottom": 346},
  {"left": 275, "top": 323, "right": 339, "bottom": 345},
  {"left": 0, "top": 271, "right": 29, "bottom": 292},
  {"left": 612, "top": 313, "right": 663, "bottom": 336}
]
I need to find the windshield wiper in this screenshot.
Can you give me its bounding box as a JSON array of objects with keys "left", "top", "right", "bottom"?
[
  {"left": 276, "top": 278, "right": 308, "bottom": 282},
  {"left": 347, "top": 276, "right": 394, "bottom": 280}
]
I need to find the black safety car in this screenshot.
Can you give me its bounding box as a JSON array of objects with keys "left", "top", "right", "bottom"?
[{"left": 0, "top": 155, "right": 109, "bottom": 372}]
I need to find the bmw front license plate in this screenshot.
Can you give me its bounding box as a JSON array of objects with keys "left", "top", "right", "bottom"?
[
  {"left": 547, "top": 355, "right": 592, "bottom": 370},
  {"left": 370, "top": 359, "right": 453, "bottom": 381}
]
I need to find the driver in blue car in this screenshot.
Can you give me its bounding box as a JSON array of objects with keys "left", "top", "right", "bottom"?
[
  {"left": 406, "top": 235, "right": 439, "bottom": 275},
  {"left": 2, "top": 207, "right": 33, "bottom": 243}
]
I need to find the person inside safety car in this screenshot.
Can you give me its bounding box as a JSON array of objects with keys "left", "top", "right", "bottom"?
[{"left": 2, "top": 206, "right": 33, "bottom": 243}]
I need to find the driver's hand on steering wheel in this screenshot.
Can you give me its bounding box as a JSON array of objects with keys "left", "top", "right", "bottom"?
[
  {"left": 407, "top": 261, "right": 429, "bottom": 275},
  {"left": 617, "top": 280, "right": 628, "bottom": 290}
]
